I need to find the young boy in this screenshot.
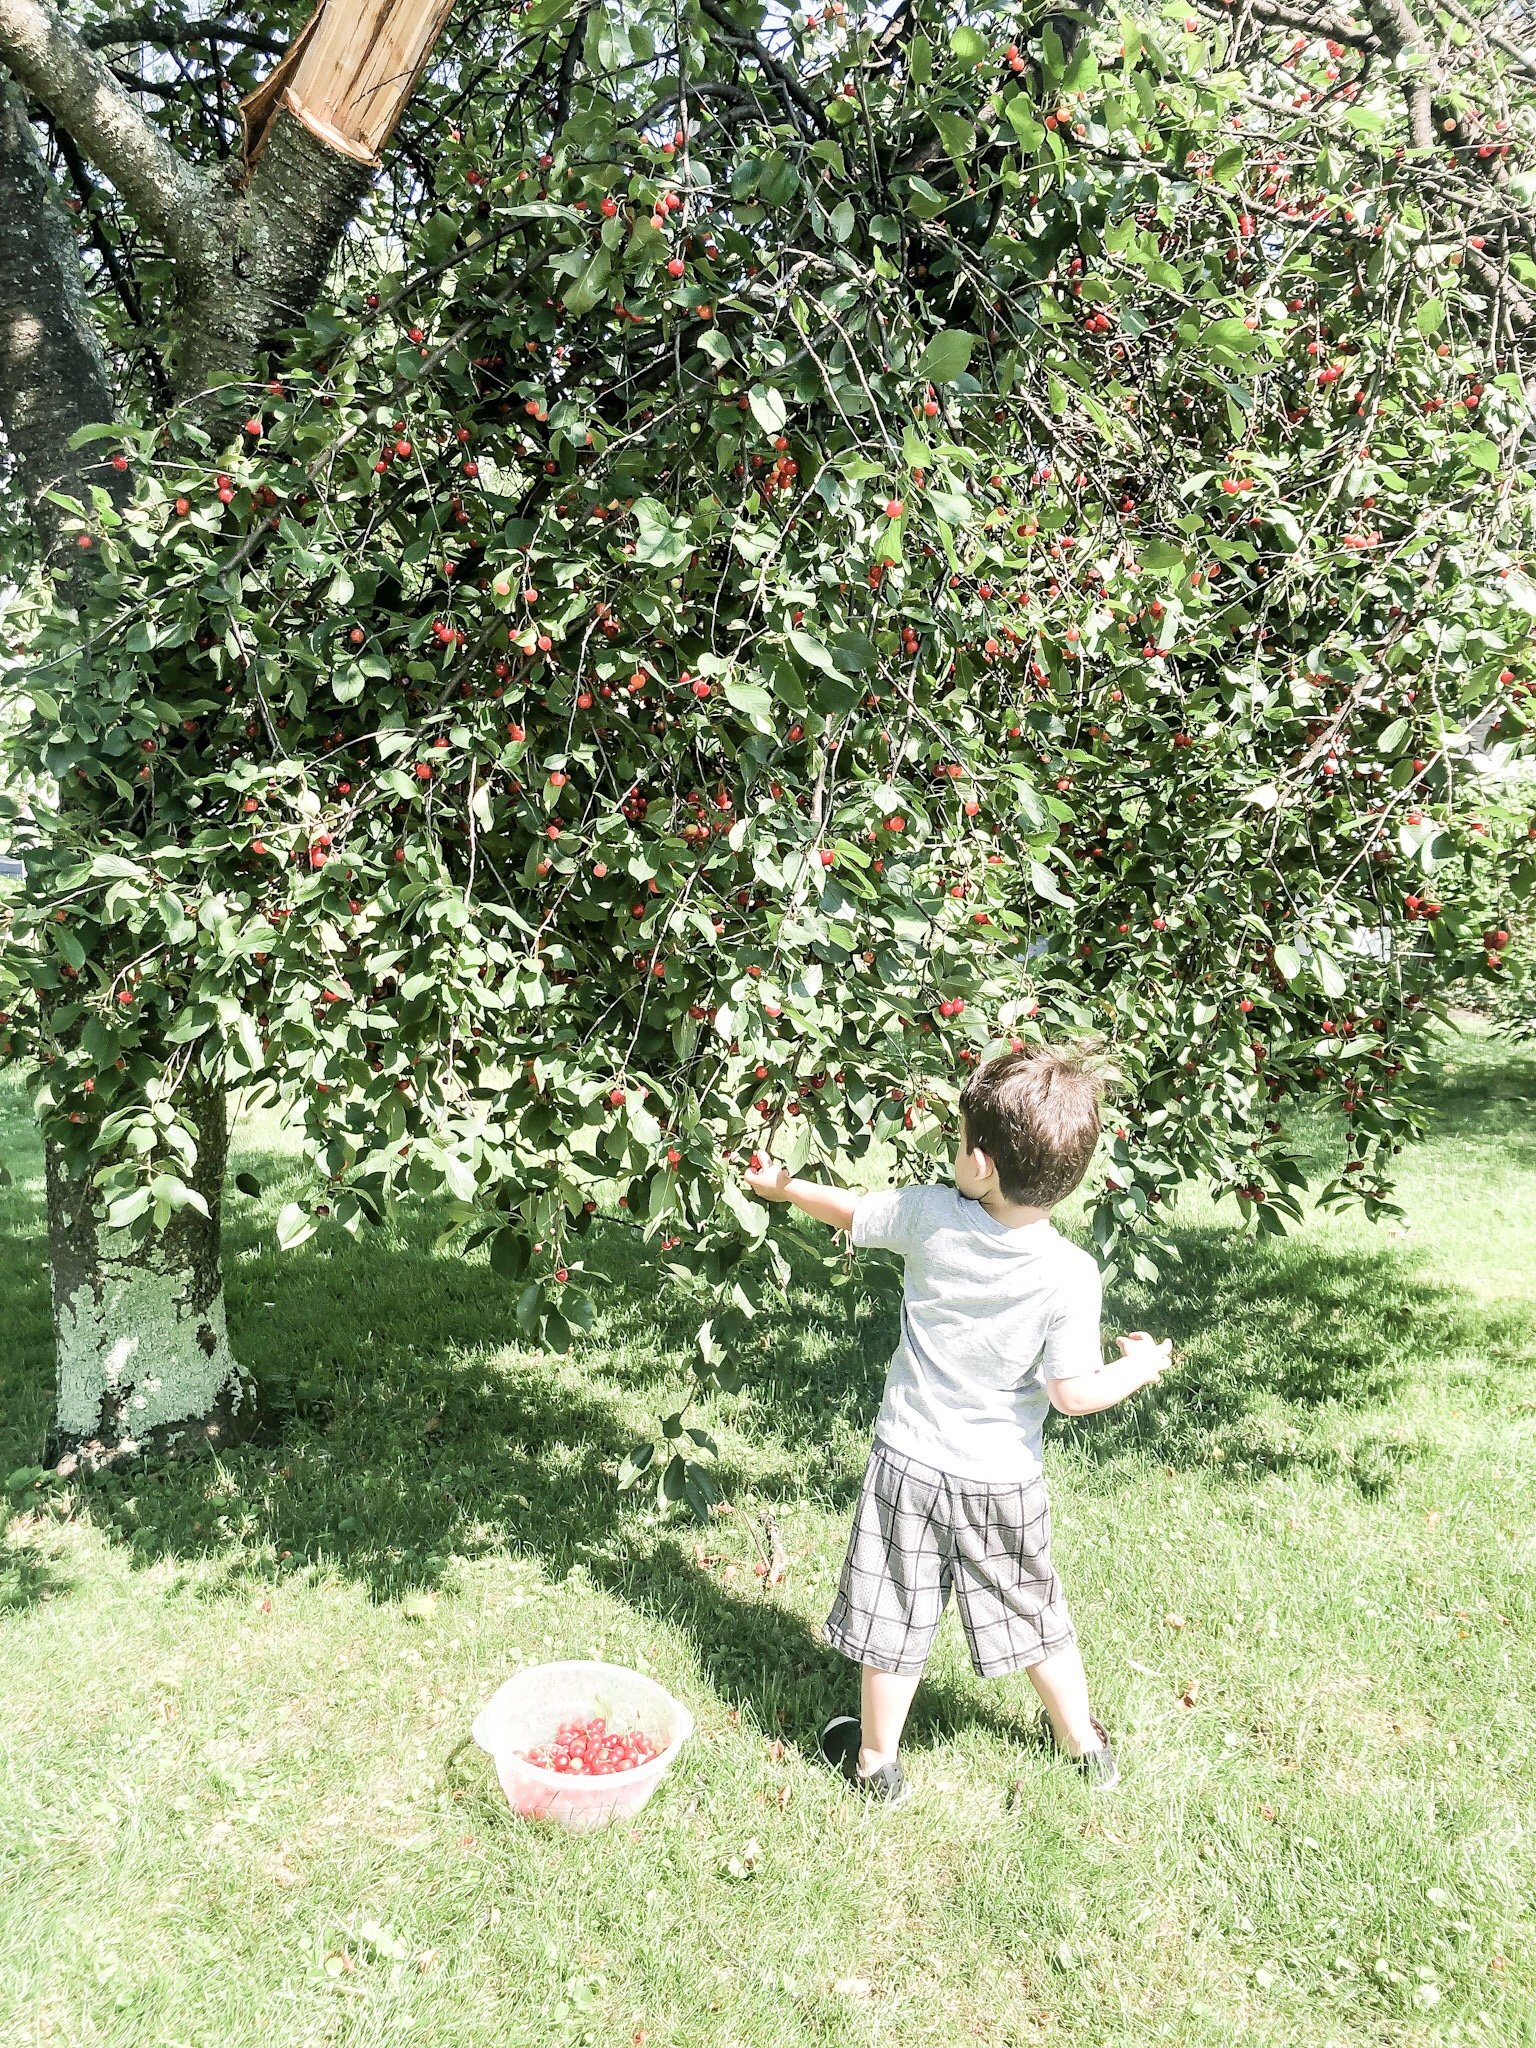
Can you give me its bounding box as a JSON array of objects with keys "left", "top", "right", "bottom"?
[{"left": 745, "top": 1041, "right": 1170, "bottom": 1806}]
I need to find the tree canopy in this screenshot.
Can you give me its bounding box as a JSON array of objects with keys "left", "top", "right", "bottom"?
[{"left": 2, "top": 0, "right": 1533, "bottom": 1491}]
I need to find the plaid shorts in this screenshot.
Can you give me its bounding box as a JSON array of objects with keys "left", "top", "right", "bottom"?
[{"left": 823, "top": 1439, "right": 1076, "bottom": 1679}]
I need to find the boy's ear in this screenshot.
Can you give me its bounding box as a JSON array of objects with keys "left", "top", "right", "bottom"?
[{"left": 970, "top": 1144, "right": 996, "bottom": 1181}]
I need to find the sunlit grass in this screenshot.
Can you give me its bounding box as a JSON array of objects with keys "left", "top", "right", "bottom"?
[{"left": 1, "top": 1023, "right": 1533, "bottom": 2047}]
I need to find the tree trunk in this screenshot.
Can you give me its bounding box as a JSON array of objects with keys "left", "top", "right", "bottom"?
[
  {"left": 0, "top": 76, "right": 125, "bottom": 519},
  {"left": 43, "top": 1070, "right": 251, "bottom": 1468},
  {"left": 0, "top": 0, "right": 456, "bottom": 1467},
  {"left": 171, "top": 103, "right": 373, "bottom": 398}
]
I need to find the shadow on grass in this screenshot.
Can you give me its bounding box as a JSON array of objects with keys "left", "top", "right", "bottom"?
[
  {"left": 2, "top": 1034, "right": 1533, "bottom": 1761},
  {"left": 0, "top": 1531, "right": 73, "bottom": 1614}
]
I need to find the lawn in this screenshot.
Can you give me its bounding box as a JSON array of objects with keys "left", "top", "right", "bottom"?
[{"left": 1, "top": 1023, "right": 1533, "bottom": 2048}]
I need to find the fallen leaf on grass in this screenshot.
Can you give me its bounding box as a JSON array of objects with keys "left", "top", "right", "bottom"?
[
  {"left": 725, "top": 1836, "right": 763, "bottom": 1879},
  {"left": 1179, "top": 1679, "right": 1199, "bottom": 1708},
  {"left": 832, "top": 1977, "right": 872, "bottom": 1999},
  {"left": 1163, "top": 1612, "right": 1186, "bottom": 1630}
]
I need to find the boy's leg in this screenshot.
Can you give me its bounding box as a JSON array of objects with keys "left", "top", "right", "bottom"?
[
  {"left": 859, "top": 1662, "right": 924, "bottom": 1774},
  {"left": 1024, "top": 1641, "right": 1106, "bottom": 1757}
]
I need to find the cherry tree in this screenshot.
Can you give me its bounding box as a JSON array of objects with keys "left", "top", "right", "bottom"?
[{"left": 1, "top": 0, "right": 1532, "bottom": 1499}]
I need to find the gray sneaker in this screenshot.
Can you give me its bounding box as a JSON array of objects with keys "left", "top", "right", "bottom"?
[
  {"left": 819, "top": 1716, "right": 911, "bottom": 1807},
  {"left": 1058, "top": 1714, "right": 1120, "bottom": 1791}
]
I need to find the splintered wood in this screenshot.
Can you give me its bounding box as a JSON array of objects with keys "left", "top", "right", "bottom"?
[{"left": 240, "top": 0, "right": 456, "bottom": 168}]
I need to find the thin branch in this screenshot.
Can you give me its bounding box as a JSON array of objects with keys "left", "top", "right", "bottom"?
[
  {"left": 697, "top": 0, "right": 828, "bottom": 136},
  {"left": 82, "top": 16, "right": 287, "bottom": 60},
  {"left": 1226, "top": 0, "right": 1379, "bottom": 48},
  {"left": 45, "top": 113, "right": 171, "bottom": 404}
]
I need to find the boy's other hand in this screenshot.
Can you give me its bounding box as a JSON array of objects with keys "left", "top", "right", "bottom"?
[
  {"left": 1115, "top": 1331, "right": 1173, "bottom": 1381},
  {"left": 744, "top": 1153, "right": 793, "bottom": 1202}
]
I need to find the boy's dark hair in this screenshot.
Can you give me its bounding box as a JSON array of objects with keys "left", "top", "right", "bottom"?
[{"left": 958, "top": 1041, "right": 1114, "bottom": 1207}]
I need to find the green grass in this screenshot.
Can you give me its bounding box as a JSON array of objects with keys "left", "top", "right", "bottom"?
[{"left": 1, "top": 1024, "right": 1534, "bottom": 2048}]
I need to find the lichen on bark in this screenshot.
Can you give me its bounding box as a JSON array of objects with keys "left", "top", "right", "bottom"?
[
  {"left": 43, "top": 1067, "right": 252, "bottom": 1464},
  {"left": 54, "top": 1253, "right": 246, "bottom": 1444}
]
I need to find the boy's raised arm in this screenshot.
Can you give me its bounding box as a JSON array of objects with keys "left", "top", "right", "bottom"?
[{"left": 744, "top": 1156, "right": 859, "bottom": 1234}]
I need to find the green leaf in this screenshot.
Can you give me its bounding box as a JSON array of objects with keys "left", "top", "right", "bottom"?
[
  {"left": 490, "top": 1228, "right": 528, "bottom": 1280},
  {"left": 1273, "top": 943, "right": 1303, "bottom": 984},
  {"left": 720, "top": 1177, "right": 769, "bottom": 1238},
  {"left": 562, "top": 246, "right": 611, "bottom": 317},
  {"left": 748, "top": 385, "right": 788, "bottom": 436},
  {"left": 932, "top": 113, "right": 974, "bottom": 165},
  {"left": 1029, "top": 860, "right": 1074, "bottom": 907},
  {"left": 276, "top": 1201, "right": 316, "bottom": 1251},
  {"left": 915, "top": 329, "right": 977, "bottom": 385},
  {"left": 1458, "top": 435, "right": 1500, "bottom": 474},
  {"left": 658, "top": 1452, "right": 688, "bottom": 1506},
  {"left": 106, "top": 1186, "right": 153, "bottom": 1230},
  {"left": 617, "top": 1441, "right": 655, "bottom": 1489},
  {"left": 788, "top": 627, "right": 836, "bottom": 673},
  {"left": 1315, "top": 951, "right": 1347, "bottom": 1000},
  {"left": 1004, "top": 98, "right": 1043, "bottom": 150},
  {"left": 1414, "top": 298, "right": 1446, "bottom": 336},
  {"left": 723, "top": 674, "right": 774, "bottom": 728},
  {"left": 903, "top": 176, "right": 950, "bottom": 220},
  {"left": 234, "top": 1171, "right": 262, "bottom": 1198},
  {"left": 631, "top": 496, "right": 694, "bottom": 567}
]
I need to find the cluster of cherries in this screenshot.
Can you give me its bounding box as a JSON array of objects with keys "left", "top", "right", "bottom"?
[{"left": 520, "top": 1715, "right": 663, "bottom": 1776}]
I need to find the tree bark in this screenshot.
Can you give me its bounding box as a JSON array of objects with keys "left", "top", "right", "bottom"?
[
  {"left": 0, "top": 76, "right": 126, "bottom": 522},
  {"left": 44, "top": 1070, "right": 250, "bottom": 1470},
  {"left": 171, "top": 103, "right": 374, "bottom": 399}
]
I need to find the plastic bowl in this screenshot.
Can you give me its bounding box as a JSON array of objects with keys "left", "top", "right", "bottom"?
[{"left": 471, "top": 1660, "right": 694, "bottom": 1832}]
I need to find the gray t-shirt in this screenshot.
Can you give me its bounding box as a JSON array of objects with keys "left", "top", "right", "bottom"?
[{"left": 851, "top": 1184, "right": 1104, "bottom": 1485}]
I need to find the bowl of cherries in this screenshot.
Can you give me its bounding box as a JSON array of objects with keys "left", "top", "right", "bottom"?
[{"left": 471, "top": 1660, "right": 694, "bottom": 1831}]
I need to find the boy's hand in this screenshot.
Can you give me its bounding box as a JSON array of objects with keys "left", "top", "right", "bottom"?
[
  {"left": 1115, "top": 1331, "right": 1173, "bottom": 1381},
  {"left": 744, "top": 1153, "right": 794, "bottom": 1202}
]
